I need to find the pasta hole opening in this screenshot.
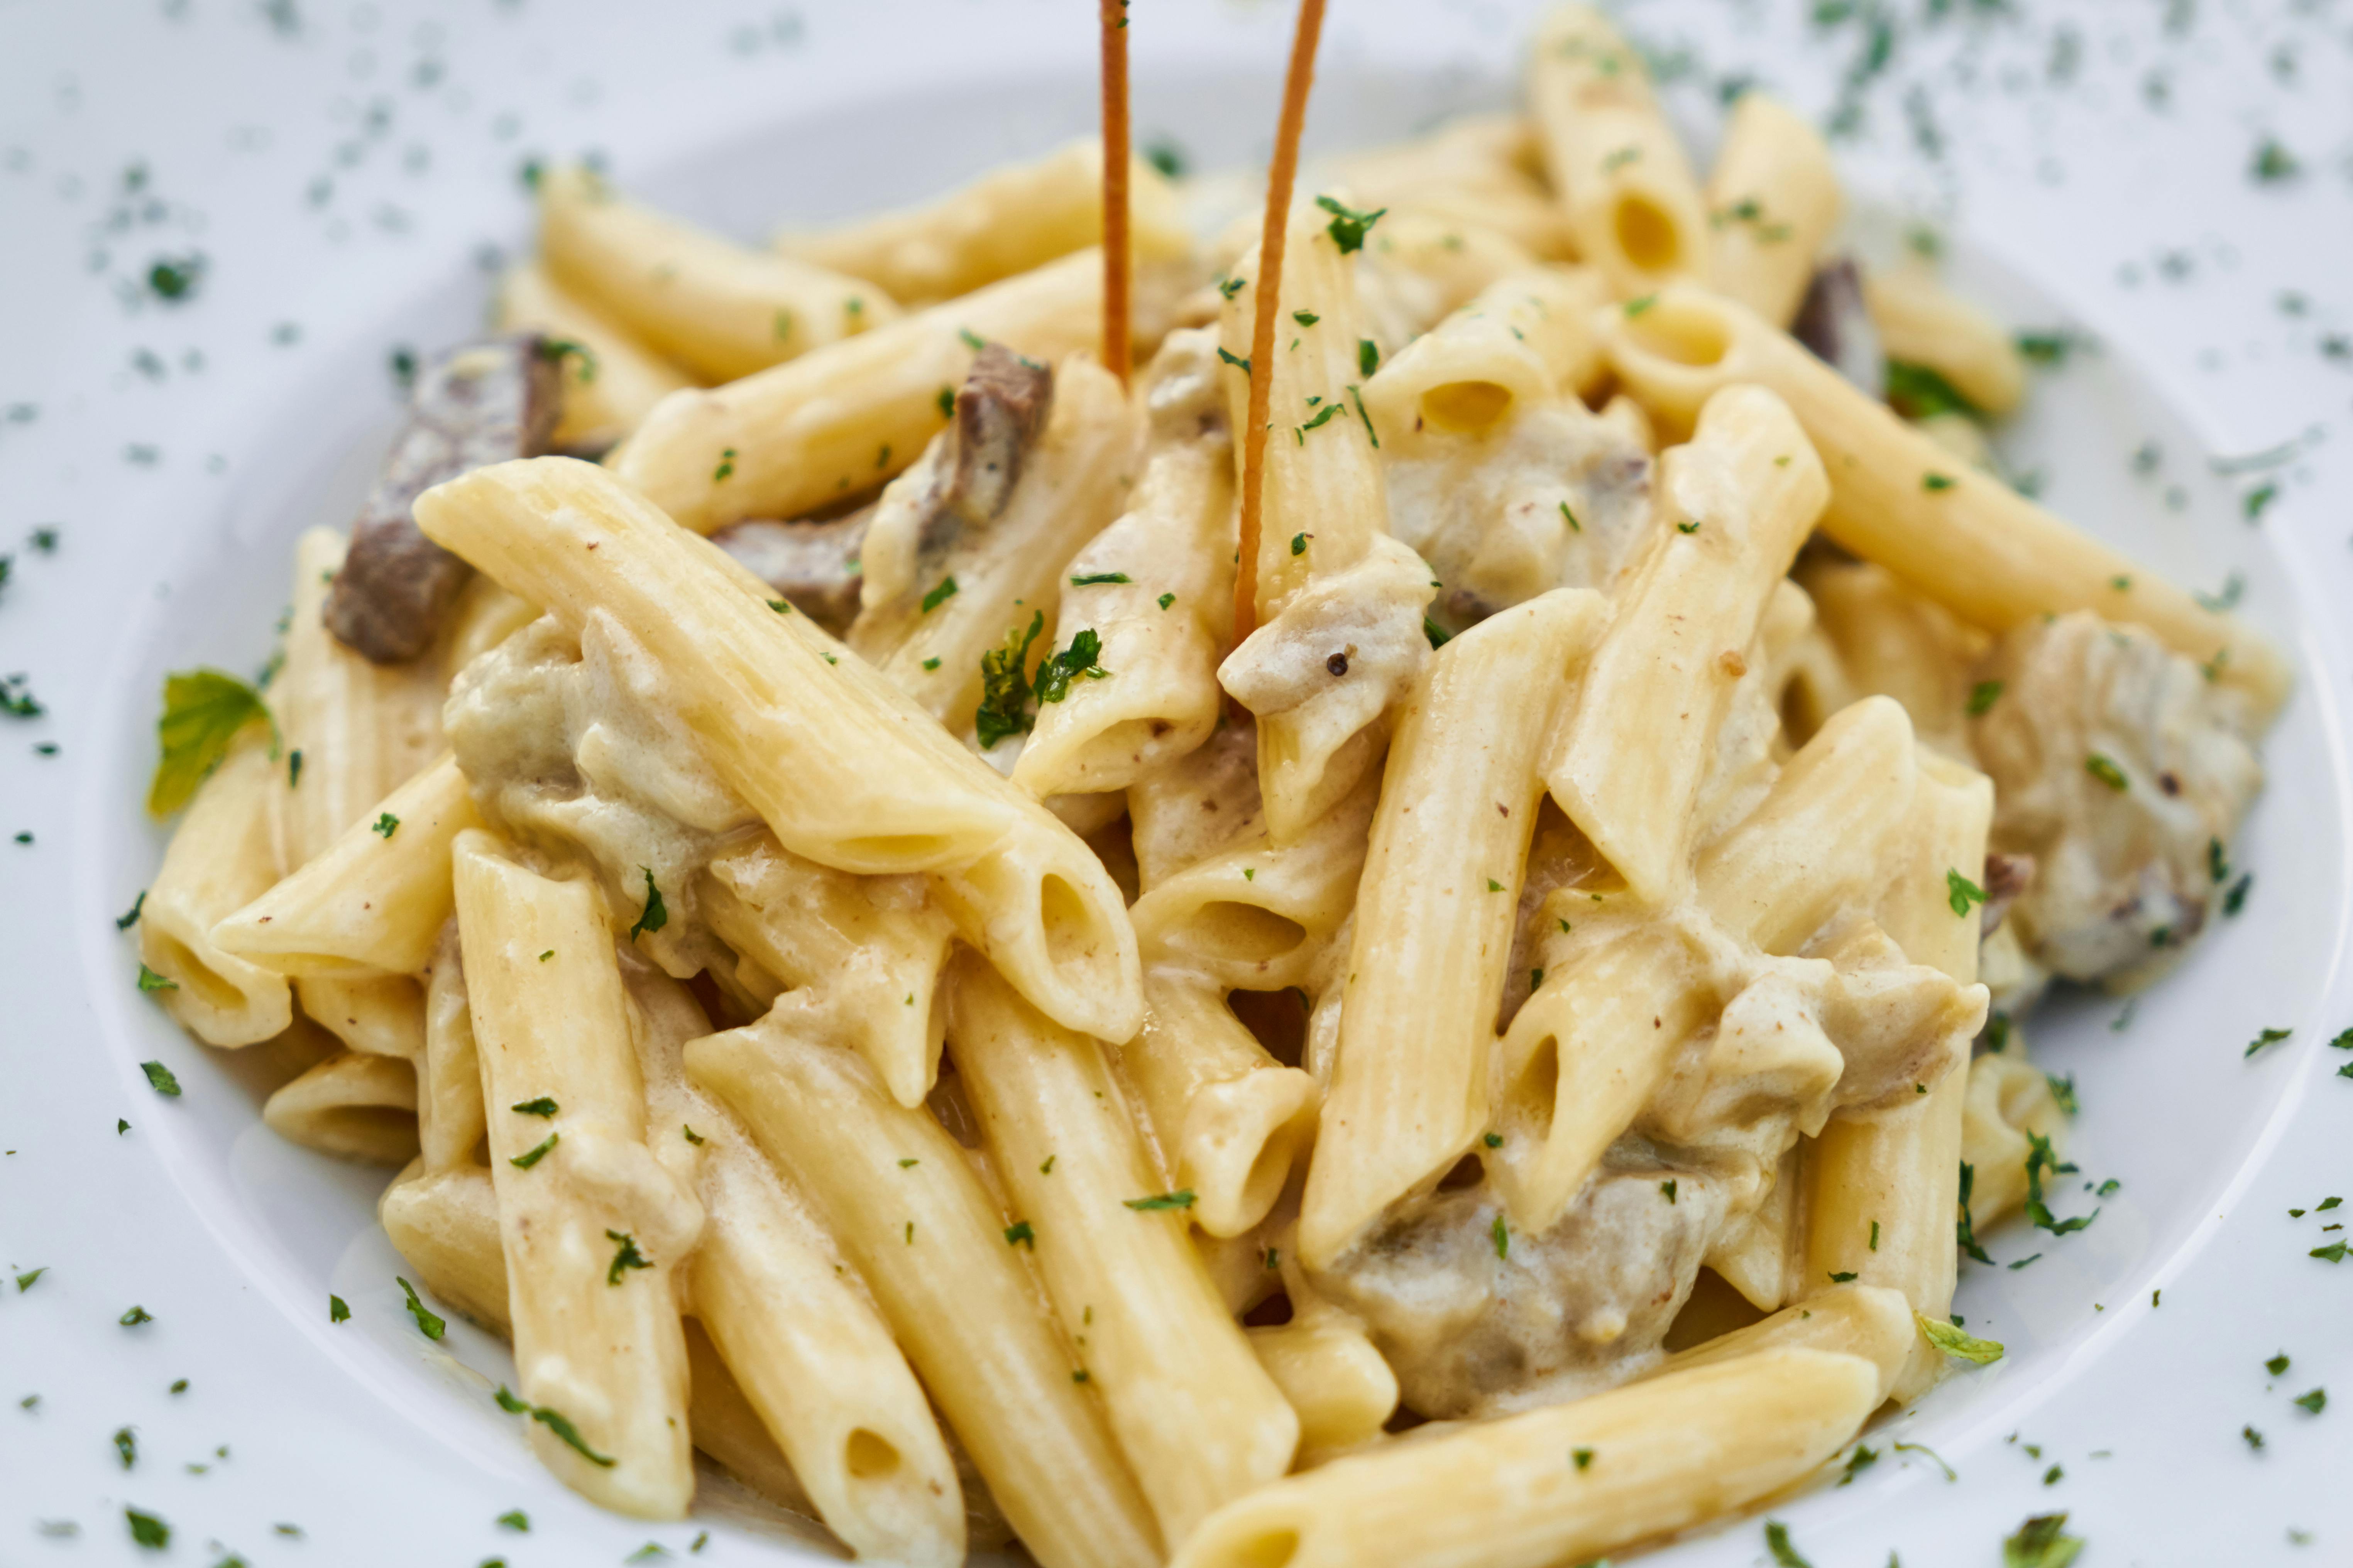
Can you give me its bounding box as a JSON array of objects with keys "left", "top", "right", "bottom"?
[
  {"left": 1612, "top": 194, "right": 1682, "bottom": 274},
  {"left": 1435, "top": 1153, "right": 1486, "bottom": 1192},
  {"left": 1419, "top": 380, "right": 1515, "bottom": 435},
  {"left": 1172, "top": 903, "right": 1309, "bottom": 965},
  {"left": 1242, "top": 1291, "right": 1294, "bottom": 1328},
  {"left": 1513, "top": 1035, "right": 1561, "bottom": 1138},
  {"left": 1037, "top": 873, "right": 1108, "bottom": 975},
  {"left": 1212, "top": 1527, "right": 1301, "bottom": 1568},
  {"left": 1621, "top": 299, "right": 1729, "bottom": 368},
  {"left": 843, "top": 1428, "right": 902, "bottom": 1480}
]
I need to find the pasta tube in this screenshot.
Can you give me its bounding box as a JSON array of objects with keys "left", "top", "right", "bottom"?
[
  {"left": 214, "top": 754, "right": 480, "bottom": 980},
  {"left": 453, "top": 832, "right": 703, "bottom": 1519},
  {"left": 614, "top": 250, "right": 1103, "bottom": 534},
  {"left": 685, "top": 1011, "right": 1164, "bottom": 1568},
  {"left": 1300, "top": 590, "right": 1604, "bottom": 1268},
  {"left": 1802, "top": 750, "right": 1990, "bottom": 1402},
  {"left": 140, "top": 729, "right": 293, "bottom": 1047},
  {"left": 1362, "top": 265, "right": 1611, "bottom": 449},
  {"left": 699, "top": 834, "right": 954, "bottom": 1108},
  {"left": 261, "top": 1049, "right": 418, "bottom": 1164},
  {"left": 1014, "top": 331, "right": 1237, "bottom": 798},
  {"left": 1544, "top": 383, "right": 1829, "bottom": 905},
  {"left": 1703, "top": 94, "right": 1841, "bottom": 328},
  {"left": 273, "top": 527, "right": 448, "bottom": 870},
  {"left": 775, "top": 138, "right": 1190, "bottom": 308},
  {"left": 1494, "top": 696, "right": 1921, "bottom": 1230},
  {"left": 494, "top": 261, "right": 697, "bottom": 453},
  {"left": 949, "top": 955, "right": 1299, "bottom": 1545},
  {"left": 418, "top": 923, "right": 485, "bottom": 1173},
  {"left": 1171, "top": 1347, "right": 1879, "bottom": 1568},
  {"left": 539, "top": 165, "right": 896, "bottom": 384},
  {"left": 1595, "top": 284, "right": 2290, "bottom": 715},
  {"left": 413, "top": 456, "right": 1142, "bottom": 1043},
  {"left": 1652, "top": 1281, "right": 1915, "bottom": 1404},
  {"left": 1217, "top": 203, "right": 1436, "bottom": 842},
  {"left": 1526, "top": 3, "right": 1710, "bottom": 297}
]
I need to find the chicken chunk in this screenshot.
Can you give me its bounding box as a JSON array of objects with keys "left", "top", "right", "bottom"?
[{"left": 1970, "top": 611, "right": 2262, "bottom": 982}]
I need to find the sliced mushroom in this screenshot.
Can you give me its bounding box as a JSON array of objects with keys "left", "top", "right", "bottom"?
[{"left": 323, "top": 335, "right": 563, "bottom": 663}]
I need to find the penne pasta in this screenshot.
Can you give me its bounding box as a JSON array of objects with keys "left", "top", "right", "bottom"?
[
  {"left": 775, "top": 137, "right": 1190, "bottom": 308},
  {"left": 494, "top": 260, "right": 698, "bottom": 453},
  {"left": 140, "top": 728, "right": 294, "bottom": 1047},
  {"left": 1363, "top": 265, "right": 1612, "bottom": 449},
  {"left": 1702, "top": 94, "right": 1841, "bottom": 328},
  {"left": 539, "top": 164, "right": 897, "bottom": 384},
  {"left": 1865, "top": 262, "right": 2027, "bottom": 417},
  {"left": 1525, "top": 3, "right": 1710, "bottom": 297},
  {"left": 262, "top": 1049, "right": 418, "bottom": 1164},
  {"left": 613, "top": 249, "right": 1105, "bottom": 535},
  {"left": 1595, "top": 284, "right": 2290, "bottom": 715}
]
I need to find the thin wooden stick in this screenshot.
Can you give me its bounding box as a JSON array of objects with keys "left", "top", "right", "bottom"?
[
  {"left": 1231, "top": 0, "right": 1329, "bottom": 656},
  {"left": 1099, "top": 0, "right": 1132, "bottom": 387}
]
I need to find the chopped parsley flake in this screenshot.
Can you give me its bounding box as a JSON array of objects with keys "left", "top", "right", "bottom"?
[
  {"left": 397, "top": 1277, "right": 446, "bottom": 1340},
  {"left": 2245, "top": 1027, "right": 2291, "bottom": 1059},
  {"left": 495, "top": 1386, "right": 615, "bottom": 1467},
  {"left": 115, "top": 892, "right": 147, "bottom": 930},
  {"left": 713, "top": 448, "right": 736, "bottom": 482},
  {"left": 2083, "top": 753, "right": 2129, "bottom": 792},
  {"left": 370, "top": 811, "right": 399, "bottom": 838},
  {"left": 1158, "top": 592, "right": 1175, "bottom": 610},
  {"left": 1216, "top": 346, "right": 1251, "bottom": 374},
  {"left": 629, "top": 867, "right": 668, "bottom": 941},
  {"left": 1838, "top": 1445, "right": 1879, "bottom": 1485},
  {"left": 511, "top": 1133, "right": 558, "bottom": 1169},
  {"left": 1357, "top": 338, "right": 1379, "bottom": 377},
  {"left": 1969, "top": 680, "right": 2003, "bottom": 715},
  {"left": 920, "top": 575, "right": 959, "bottom": 613},
  {"left": 114, "top": 1426, "right": 136, "bottom": 1468},
  {"left": 125, "top": 1507, "right": 171, "bottom": 1550},
  {"left": 2267, "top": 1351, "right": 2291, "bottom": 1377},
  {"left": 1071, "top": 571, "right": 1130, "bottom": 586},
  {"left": 605, "top": 1230, "right": 652, "bottom": 1285},
  {"left": 15, "top": 1267, "right": 44, "bottom": 1293},
  {"left": 1828, "top": 1271, "right": 1859, "bottom": 1283},
  {"left": 497, "top": 1510, "right": 529, "bottom": 1532},
  {"left": 1917, "top": 1311, "right": 2004, "bottom": 1364},
  {"left": 140, "top": 1059, "right": 181, "bottom": 1094},
  {"left": 120, "top": 1305, "right": 153, "bottom": 1326},
  {"left": 2025, "top": 1133, "right": 2095, "bottom": 1233},
  {"left": 1004, "top": 1220, "right": 1035, "bottom": 1247},
  {"left": 1923, "top": 472, "right": 1957, "bottom": 492},
  {"left": 148, "top": 669, "right": 270, "bottom": 816},
  {"left": 2003, "top": 1513, "right": 2084, "bottom": 1568},
  {"left": 1764, "top": 1520, "right": 1814, "bottom": 1568},
  {"left": 137, "top": 965, "right": 180, "bottom": 995},
  {"left": 1125, "top": 1191, "right": 1196, "bottom": 1212},
  {"left": 1571, "top": 1446, "right": 1594, "bottom": 1470},
  {"left": 1291, "top": 532, "right": 1309, "bottom": 556},
  {"left": 1314, "top": 194, "right": 1387, "bottom": 254},
  {"left": 512, "top": 1097, "right": 558, "bottom": 1117},
  {"left": 1947, "top": 868, "right": 1986, "bottom": 916},
  {"left": 1490, "top": 1213, "right": 1509, "bottom": 1259},
  {"left": 1624, "top": 294, "right": 1658, "bottom": 316},
  {"left": 2294, "top": 1388, "right": 2326, "bottom": 1414},
  {"left": 1292, "top": 309, "right": 1319, "bottom": 326}
]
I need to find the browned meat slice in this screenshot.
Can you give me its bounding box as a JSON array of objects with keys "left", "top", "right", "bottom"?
[
  {"left": 323, "top": 336, "right": 563, "bottom": 662},
  {"left": 946, "top": 342, "right": 1054, "bottom": 527},
  {"left": 710, "top": 507, "right": 873, "bottom": 636},
  {"left": 1791, "top": 257, "right": 1884, "bottom": 397}
]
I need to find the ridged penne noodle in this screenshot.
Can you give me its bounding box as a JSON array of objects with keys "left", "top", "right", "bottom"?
[
  {"left": 1525, "top": 3, "right": 1709, "bottom": 297},
  {"left": 1125, "top": 970, "right": 1320, "bottom": 1241},
  {"left": 538, "top": 165, "right": 897, "bottom": 384},
  {"left": 214, "top": 754, "right": 481, "bottom": 979},
  {"left": 1595, "top": 284, "right": 2289, "bottom": 715},
  {"left": 1013, "top": 331, "right": 1237, "bottom": 798},
  {"left": 1171, "top": 1347, "right": 1879, "bottom": 1568},
  {"left": 1545, "top": 384, "right": 1829, "bottom": 904},
  {"left": 1798, "top": 558, "right": 1989, "bottom": 759},
  {"left": 140, "top": 728, "right": 293, "bottom": 1047},
  {"left": 775, "top": 138, "right": 1190, "bottom": 308},
  {"left": 1128, "top": 765, "right": 1378, "bottom": 995},
  {"left": 621, "top": 956, "right": 966, "bottom": 1567},
  {"left": 453, "top": 832, "right": 702, "bottom": 1519},
  {"left": 614, "top": 249, "right": 1105, "bottom": 534},
  {"left": 1864, "top": 262, "right": 2027, "bottom": 416},
  {"left": 1702, "top": 94, "right": 1840, "bottom": 328},
  {"left": 850, "top": 355, "right": 1140, "bottom": 730},
  {"left": 1301, "top": 590, "right": 1603, "bottom": 1267},
  {"left": 685, "top": 1010, "right": 1164, "bottom": 1568},
  {"left": 494, "top": 260, "right": 698, "bottom": 453},
  {"left": 1216, "top": 203, "right": 1435, "bottom": 842},
  {"left": 1651, "top": 1281, "right": 1915, "bottom": 1404},
  {"left": 949, "top": 955, "right": 1299, "bottom": 1545},
  {"left": 1961, "top": 1042, "right": 2069, "bottom": 1228},
  {"left": 274, "top": 527, "right": 448, "bottom": 867},
  {"left": 262, "top": 1048, "right": 418, "bottom": 1164},
  {"left": 1328, "top": 114, "right": 1577, "bottom": 262},
  {"left": 1493, "top": 697, "right": 1920, "bottom": 1230},
  {"left": 413, "top": 456, "right": 1143, "bottom": 1043},
  {"left": 1363, "top": 265, "right": 1611, "bottom": 448},
  {"left": 295, "top": 972, "right": 427, "bottom": 1061},
  {"left": 1246, "top": 1284, "right": 1401, "bottom": 1462},
  {"left": 699, "top": 833, "right": 955, "bottom": 1108},
  {"left": 418, "top": 923, "right": 485, "bottom": 1173},
  {"left": 1802, "top": 750, "right": 1991, "bottom": 1402}
]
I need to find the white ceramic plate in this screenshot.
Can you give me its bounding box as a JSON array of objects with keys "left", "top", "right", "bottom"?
[{"left": 5, "top": 2, "right": 2351, "bottom": 1564}]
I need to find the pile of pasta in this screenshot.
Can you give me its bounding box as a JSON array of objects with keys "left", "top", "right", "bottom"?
[{"left": 136, "top": 8, "right": 2282, "bottom": 1566}]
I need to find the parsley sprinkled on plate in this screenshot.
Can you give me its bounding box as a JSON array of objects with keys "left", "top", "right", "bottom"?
[
  {"left": 397, "top": 1278, "right": 446, "bottom": 1340},
  {"left": 147, "top": 670, "right": 270, "bottom": 816},
  {"left": 1917, "top": 1312, "right": 2004, "bottom": 1364},
  {"left": 124, "top": 1507, "right": 170, "bottom": 1550}
]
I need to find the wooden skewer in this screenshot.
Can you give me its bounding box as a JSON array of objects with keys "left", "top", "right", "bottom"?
[
  {"left": 1099, "top": 0, "right": 1132, "bottom": 387},
  {"left": 1231, "top": 0, "right": 1330, "bottom": 656}
]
